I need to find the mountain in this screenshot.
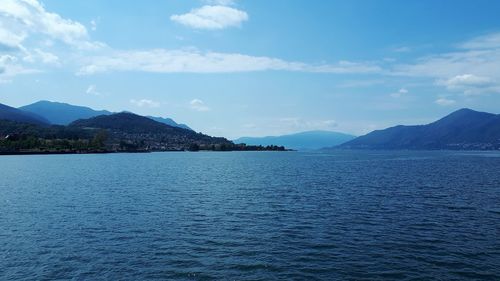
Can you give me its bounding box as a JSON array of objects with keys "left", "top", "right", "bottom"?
[
  {"left": 146, "top": 116, "right": 192, "bottom": 131},
  {"left": 0, "top": 103, "right": 49, "bottom": 125},
  {"left": 0, "top": 110, "right": 285, "bottom": 154},
  {"left": 70, "top": 112, "right": 188, "bottom": 134},
  {"left": 234, "top": 130, "right": 356, "bottom": 150},
  {"left": 19, "top": 101, "right": 111, "bottom": 125},
  {"left": 338, "top": 108, "right": 500, "bottom": 150},
  {"left": 19, "top": 100, "right": 192, "bottom": 130},
  {"left": 69, "top": 112, "right": 232, "bottom": 151}
]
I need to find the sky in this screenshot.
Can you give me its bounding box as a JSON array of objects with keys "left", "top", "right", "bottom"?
[{"left": 1, "top": 0, "right": 500, "bottom": 139}]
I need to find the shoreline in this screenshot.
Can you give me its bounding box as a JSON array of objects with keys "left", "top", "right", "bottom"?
[
  {"left": 3, "top": 149, "right": 500, "bottom": 156},
  {"left": 0, "top": 149, "right": 295, "bottom": 156}
]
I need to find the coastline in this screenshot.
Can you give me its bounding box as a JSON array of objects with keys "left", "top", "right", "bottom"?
[{"left": 0, "top": 149, "right": 295, "bottom": 156}]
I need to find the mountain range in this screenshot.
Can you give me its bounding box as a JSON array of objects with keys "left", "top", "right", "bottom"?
[
  {"left": 0, "top": 101, "right": 285, "bottom": 153},
  {"left": 18, "top": 100, "right": 191, "bottom": 130},
  {"left": 235, "top": 130, "right": 356, "bottom": 150},
  {"left": 338, "top": 108, "right": 500, "bottom": 150},
  {"left": 69, "top": 112, "right": 233, "bottom": 151},
  {"left": 0, "top": 103, "right": 49, "bottom": 125},
  {"left": 2, "top": 101, "right": 500, "bottom": 151}
]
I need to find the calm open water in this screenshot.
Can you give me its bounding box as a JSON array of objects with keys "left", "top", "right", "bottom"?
[{"left": 1, "top": 151, "right": 499, "bottom": 280}]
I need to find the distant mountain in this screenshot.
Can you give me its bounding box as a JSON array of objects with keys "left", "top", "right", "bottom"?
[
  {"left": 19, "top": 100, "right": 192, "bottom": 130},
  {"left": 147, "top": 116, "right": 192, "bottom": 131},
  {"left": 69, "top": 112, "right": 231, "bottom": 151},
  {"left": 0, "top": 103, "right": 49, "bottom": 125},
  {"left": 70, "top": 112, "right": 185, "bottom": 134},
  {"left": 19, "top": 101, "right": 111, "bottom": 125},
  {"left": 234, "top": 130, "right": 356, "bottom": 150},
  {"left": 0, "top": 110, "right": 284, "bottom": 154},
  {"left": 338, "top": 108, "right": 500, "bottom": 150}
]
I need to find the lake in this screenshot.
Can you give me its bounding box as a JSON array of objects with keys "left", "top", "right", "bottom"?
[{"left": 1, "top": 151, "right": 499, "bottom": 280}]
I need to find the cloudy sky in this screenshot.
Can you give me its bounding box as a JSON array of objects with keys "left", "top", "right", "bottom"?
[{"left": 1, "top": 0, "right": 500, "bottom": 139}]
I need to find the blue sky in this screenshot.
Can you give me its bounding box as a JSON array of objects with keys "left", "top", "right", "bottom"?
[{"left": 1, "top": 0, "right": 500, "bottom": 138}]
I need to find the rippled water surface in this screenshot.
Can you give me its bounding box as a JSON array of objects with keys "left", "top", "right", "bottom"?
[{"left": 1, "top": 151, "right": 500, "bottom": 280}]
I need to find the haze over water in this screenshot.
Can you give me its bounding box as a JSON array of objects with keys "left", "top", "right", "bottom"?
[{"left": 1, "top": 151, "right": 499, "bottom": 280}]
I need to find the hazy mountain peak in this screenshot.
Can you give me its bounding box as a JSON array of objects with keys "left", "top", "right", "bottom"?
[
  {"left": 18, "top": 100, "right": 192, "bottom": 130},
  {"left": 0, "top": 103, "right": 50, "bottom": 125},
  {"left": 234, "top": 130, "right": 356, "bottom": 150},
  {"left": 339, "top": 108, "right": 500, "bottom": 150}
]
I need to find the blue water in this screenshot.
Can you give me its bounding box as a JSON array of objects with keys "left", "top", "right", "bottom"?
[{"left": 1, "top": 151, "right": 499, "bottom": 280}]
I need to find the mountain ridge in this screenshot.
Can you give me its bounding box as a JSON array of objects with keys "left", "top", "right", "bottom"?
[
  {"left": 19, "top": 100, "right": 192, "bottom": 130},
  {"left": 0, "top": 103, "right": 50, "bottom": 125},
  {"left": 1, "top": 110, "right": 286, "bottom": 154},
  {"left": 338, "top": 108, "right": 500, "bottom": 150},
  {"left": 20, "top": 100, "right": 111, "bottom": 125},
  {"left": 70, "top": 112, "right": 193, "bottom": 134},
  {"left": 235, "top": 130, "right": 356, "bottom": 150}
]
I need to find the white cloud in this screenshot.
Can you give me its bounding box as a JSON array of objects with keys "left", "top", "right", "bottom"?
[
  {"left": 393, "top": 32, "right": 500, "bottom": 95},
  {"left": 393, "top": 49, "right": 498, "bottom": 78},
  {"left": 35, "top": 49, "right": 59, "bottom": 64},
  {"left": 390, "top": 88, "right": 408, "bottom": 98},
  {"left": 435, "top": 98, "right": 456, "bottom": 106},
  {"left": 278, "top": 118, "right": 338, "bottom": 131},
  {"left": 0, "top": 54, "right": 38, "bottom": 76},
  {"left": 337, "top": 79, "right": 384, "bottom": 88},
  {"left": 130, "top": 99, "right": 160, "bottom": 108},
  {"left": 189, "top": 99, "right": 211, "bottom": 112},
  {"left": 86, "top": 84, "right": 100, "bottom": 96},
  {"left": 22, "top": 48, "right": 59, "bottom": 65},
  {"left": 77, "top": 49, "right": 381, "bottom": 75},
  {"left": 171, "top": 5, "right": 248, "bottom": 30},
  {"left": 0, "top": 0, "right": 103, "bottom": 50},
  {"left": 0, "top": 27, "right": 26, "bottom": 50},
  {"left": 204, "top": 0, "right": 236, "bottom": 5},
  {"left": 393, "top": 46, "right": 411, "bottom": 53},
  {"left": 0, "top": 0, "right": 383, "bottom": 80},
  {"left": 90, "top": 19, "right": 98, "bottom": 31},
  {"left": 459, "top": 32, "right": 500, "bottom": 49},
  {"left": 0, "top": 0, "right": 105, "bottom": 79},
  {"left": 0, "top": 55, "right": 17, "bottom": 65},
  {"left": 437, "top": 74, "right": 495, "bottom": 95},
  {"left": 443, "top": 74, "right": 491, "bottom": 86}
]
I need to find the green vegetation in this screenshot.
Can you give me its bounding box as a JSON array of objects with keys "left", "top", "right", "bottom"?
[
  {"left": 339, "top": 108, "right": 500, "bottom": 150},
  {"left": 0, "top": 120, "right": 106, "bottom": 154},
  {"left": 0, "top": 114, "right": 288, "bottom": 154}
]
